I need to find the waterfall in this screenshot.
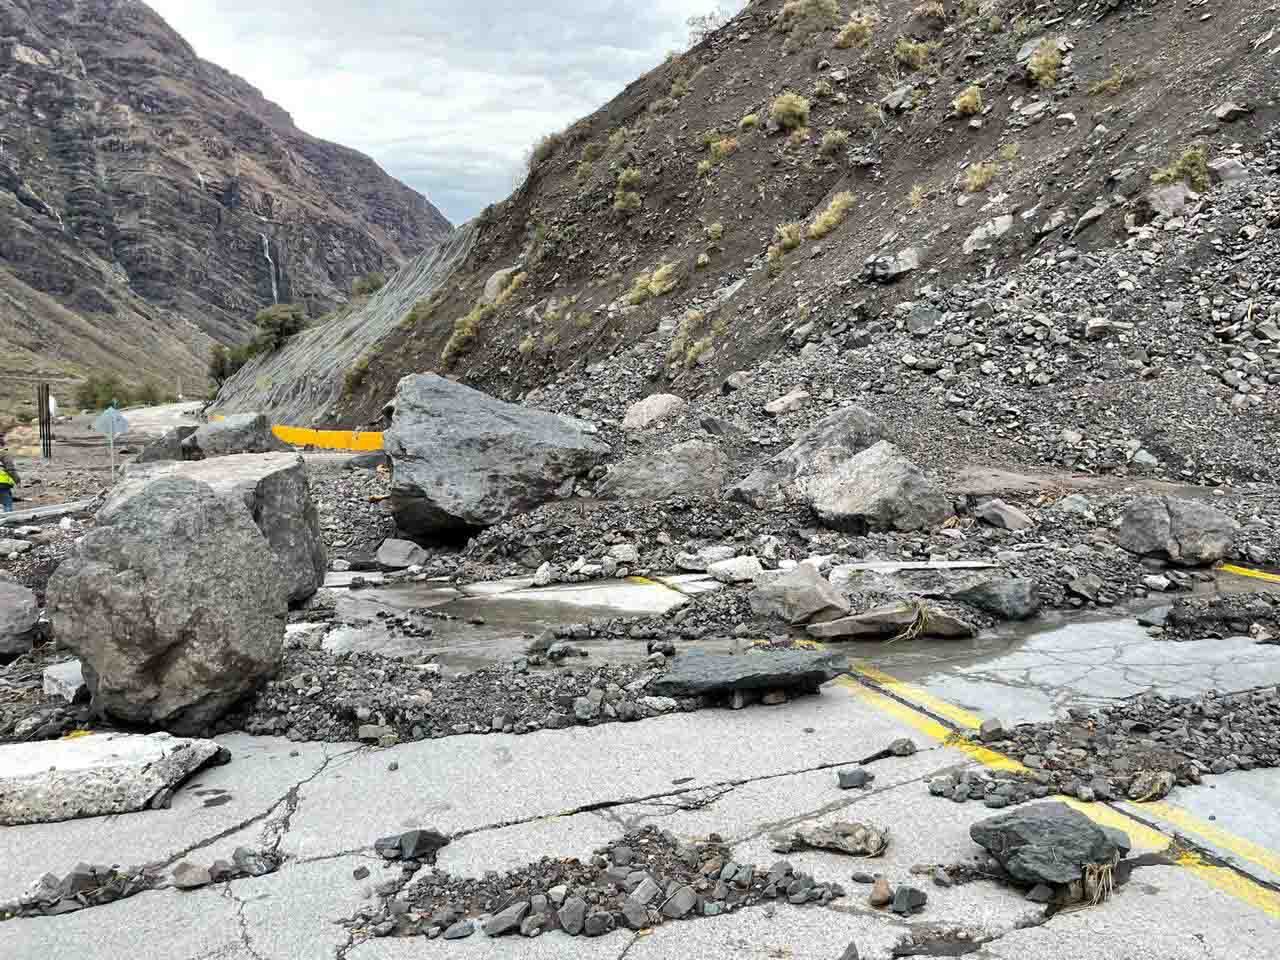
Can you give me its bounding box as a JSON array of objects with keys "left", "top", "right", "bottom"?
[{"left": 260, "top": 232, "right": 279, "bottom": 304}]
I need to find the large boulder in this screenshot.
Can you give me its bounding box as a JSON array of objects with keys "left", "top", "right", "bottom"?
[
  {"left": 0, "top": 732, "right": 224, "bottom": 826},
  {"left": 1114, "top": 496, "right": 1237, "bottom": 566},
  {"left": 134, "top": 425, "right": 197, "bottom": 464},
  {"left": 647, "top": 649, "right": 844, "bottom": 697},
  {"left": 596, "top": 440, "right": 728, "bottom": 500},
  {"left": 749, "top": 564, "right": 850, "bottom": 625},
  {"left": 47, "top": 475, "right": 288, "bottom": 735},
  {"left": 182, "top": 414, "right": 291, "bottom": 460},
  {"left": 622, "top": 394, "right": 686, "bottom": 430},
  {"left": 0, "top": 577, "right": 39, "bottom": 659},
  {"left": 807, "top": 441, "right": 952, "bottom": 533},
  {"left": 807, "top": 603, "right": 976, "bottom": 640},
  {"left": 970, "top": 802, "right": 1130, "bottom": 886},
  {"left": 728, "top": 406, "right": 885, "bottom": 507},
  {"left": 384, "top": 374, "right": 609, "bottom": 537},
  {"left": 954, "top": 578, "right": 1041, "bottom": 621},
  {"left": 112, "top": 454, "right": 325, "bottom": 606}
]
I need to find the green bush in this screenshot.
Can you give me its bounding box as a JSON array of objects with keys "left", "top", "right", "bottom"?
[
  {"left": 351, "top": 271, "right": 387, "bottom": 297},
  {"left": 253, "top": 304, "right": 307, "bottom": 352}
]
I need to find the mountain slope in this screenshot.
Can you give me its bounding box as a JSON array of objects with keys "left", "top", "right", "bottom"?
[
  {"left": 0, "top": 0, "right": 450, "bottom": 415},
  {"left": 215, "top": 0, "right": 1278, "bottom": 487}
]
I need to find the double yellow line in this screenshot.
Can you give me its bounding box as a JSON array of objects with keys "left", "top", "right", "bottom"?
[{"left": 838, "top": 665, "right": 1280, "bottom": 917}]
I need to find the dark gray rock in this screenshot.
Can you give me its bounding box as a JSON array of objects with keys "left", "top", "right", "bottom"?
[
  {"left": 584, "top": 911, "right": 615, "bottom": 936},
  {"left": 375, "top": 538, "right": 427, "bottom": 570},
  {"left": 597, "top": 440, "right": 728, "bottom": 500},
  {"left": 837, "top": 768, "right": 873, "bottom": 790},
  {"left": 807, "top": 441, "right": 952, "bottom": 533},
  {"left": 442, "top": 919, "right": 474, "bottom": 940},
  {"left": 839, "top": 943, "right": 860, "bottom": 960},
  {"left": 955, "top": 578, "right": 1041, "bottom": 621},
  {"left": 134, "top": 425, "right": 197, "bottom": 464},
  {"left": 621, "top": 898, "right": 649, "bottom": 930},
  {"left": 384, "top": 374, "right": 608, "bottom": 537},
  {"left": 112, "top": 454, "right": 326, "bottom": 606},
  {"left": 0, "top": 578, "right": 39, "bottom": 659},
  {"left": 891, "top": 886, "right": 927, "bottom": 914},
  {"left": 182, "top": 413, "right": 291, "bottom": 459},
  {"left": 660, "top": 884, "right": 697, "bottom": 919},
  {"left": 1114, "top": 496, "right": 1237, "bottom": 566},
  {"left": 47, "top": 476, "right": 287, "bottom": 735},
  {"left": 970, "top": 802, "right": 1129, "bottom": 885},
  {"left": 483, "top": 900, "right": 529, "bottom": 936},
  {"left": 558, "top": 895, "right": 587, "bottom": 935},
  {"left": 728, "top": 406, "right": 884, "bottom": 507},
  {"left": 343, "top": 451, "right": 391, "bottom": 471},
  {"left": 647, "top": 649, "right": 843, "bottom": 698},
  {"left": 748, "top": 564, "right": 850, "bottom": 625}
]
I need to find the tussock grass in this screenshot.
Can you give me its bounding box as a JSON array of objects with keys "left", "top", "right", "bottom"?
[
  {"left": 776, "top": 222, "right": 804, "bottom": 252},
  {"left": 777, "top": 0, "right": 840, "bottom": 41},
  {"left": 1028, "top": 40, "right": 1062, "bottom": 88},
  {"left": 710, "top": 137, "right": 739, "bottom": 162},
  {"left": 964, "top": 161, "right": 997, "bottom": 192},
  {"left": 909, "top": 184, "right": 927, "bottom": 210},
  {"left": 834, "top": 11, "right": 876, "bottom": 49},
  {"left": 626, "top": 262, "right": 681, "bottom": 305},
  {"left": 1089, "top": 65, "right": 1137, "bottom": 96},
  {"left": 786, "top": 126, "right": 811, "bottom": 148},
  {"left": 808, "top": 190, "right": 854, "bottom": 238},
  {"left": 953, "top": 85, "right": 983, "bottom": 116},
  {"left": 771, "top": 92, "right": 811, "bottom": 130},
  {"left": 814, "top": 79, "right": 833, "bottom": 99},
  {"left": 441, "top": 302, "right": 494, "bottom": 364},
  {"left": 493, "top": 271, "right": 526, "bottom": 307},
  {"left": 894, "top": 37, "right": 936, "bottom": 71},
  {"left": 706, "top": 222, "right": 724, "bottom": 241},
  {"left": 1151, "top": 146, "right": 1209, "bottom": 192},
  {"left": 740, "top": 113, "right": 760, "bottom": 131},
  {"left": 820, "top": 128, "right": 850, "bottom": 157}
]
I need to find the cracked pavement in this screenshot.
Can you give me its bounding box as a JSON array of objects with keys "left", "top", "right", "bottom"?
[{"left": 4, "top": 642, "right": 1280, "bottom": 958}]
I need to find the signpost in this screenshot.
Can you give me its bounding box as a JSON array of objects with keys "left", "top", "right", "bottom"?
[
  {"left": 92, "top": 406, "right": 130, "bottom": 482},
  {"left": 36, "top": 383, "right": 53, "bottom": 460}
]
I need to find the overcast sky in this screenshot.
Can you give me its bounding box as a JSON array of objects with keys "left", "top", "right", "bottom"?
[{"left": 147, "top": 1, "right": 744, "bottom": 224}]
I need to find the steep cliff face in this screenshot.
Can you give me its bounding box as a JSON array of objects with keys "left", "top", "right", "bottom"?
[{"left": 0, "top": 0, "right": 450, "bottom": 413}]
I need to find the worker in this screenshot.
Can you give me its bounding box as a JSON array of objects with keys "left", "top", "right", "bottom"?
[{"left": 0, "top": 435, "right": 19, "bottom": 513}]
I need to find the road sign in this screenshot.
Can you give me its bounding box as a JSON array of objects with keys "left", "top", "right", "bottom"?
[
  {"left": 92, "top": 407, "right": 130, "bottom": 482},
  {"left": 92, "top": 408, "right": 129, "bottom": 438}
]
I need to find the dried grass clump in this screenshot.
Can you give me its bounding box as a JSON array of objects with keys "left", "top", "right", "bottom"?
[
  {"left": 808, "top": 190, "right": 854, "bottom": 238},
  {"left": 1151, "top": 147, "right": 1209, "bottom": 192},
  {"left": 777, "top": 0, "right": 840, "bottom": 41},
  {"left": 441, "top": 302, "right": 494, "bottom": 363},
  {"left": 493, "top": 271, "right": 526, "bottom": 308},
  {"left": 953, "top": 85, "right": 983, "bottom": 116},
  {"left": 771, "top": 92, "right": 811, "bottom": 130},
  {"left": 834, "top": 11, "right": 876, "bottom": 49},
  {"left": 740, "top": 113, "right": 760, "bottom": 131},
  {"left": 820, "top": 128, "right": 850, "bottom": 157},
  {"left": 909, "top": 184, "right": 927, "bottom": 210},
  {"left": 1089, "top": 65, "right": 1137, "bottom": 96},
  {"left": 894, "top": 37, "right": 935, "bottom": 70},
  {"left": 710, "top": 137, "right": 739, "bottom": 162},
  {"left": 964, "top": 161, "right": 997, "bottom": 192},
  {"left": 776, "top": 222, "right": 804, "bottom": 252},
  {"left": 626, "top": 262, "right": 681, "bottom": 305},
  {"left": 1028, "top": 40, "right": 1062, "bottom": 88}
]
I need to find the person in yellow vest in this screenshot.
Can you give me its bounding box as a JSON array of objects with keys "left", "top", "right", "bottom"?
[{"left": 0, "top": 435, "right": 19, "bottom": 513}]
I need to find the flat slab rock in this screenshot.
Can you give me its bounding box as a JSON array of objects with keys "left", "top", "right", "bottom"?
[
  {"left": 0, "top": 732, "right": 225, "bottom": 825},
  {"left": 969, "top": 801, "right": 1130, "bottom": 886},
  {"left": 647, "top": 649, "right": 844, "bottom": 698}
]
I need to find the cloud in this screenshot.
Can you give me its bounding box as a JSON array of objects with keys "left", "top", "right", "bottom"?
[{"left": 146, "top": 0, "right": 744, "bottom": 224}]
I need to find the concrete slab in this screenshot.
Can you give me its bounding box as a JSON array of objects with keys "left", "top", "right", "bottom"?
[
  {"left": 277, "top": 682, "right": 919, "bottom": 861},
  {"left": 350, "top": 929, "right": 631, "bottom": 959},
  {"left": 981, "top": 864, "right": 1280, "bottom": 960},
  {"left": 235, "top": 856, "right": 376, "bottom": 960},
  {"left": 1121, "top": 768, "right": 1280, "bottom": 887},
  {"left": 0, "top": 736, "right": 352, "bottom": 901},
  {"left": 850, "top": 613, "right": 1280, "bottom": 723}
]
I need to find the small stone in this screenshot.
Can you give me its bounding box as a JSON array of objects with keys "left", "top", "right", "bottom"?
[
  {"left": 172, "top": 862, "right": 212, "bottom": 890},
  {"left": 891, "top": 886, "right": 927, "bottom": 914},
  {"left": 483, "top": 901, "right": 529, "bottom": 937},
  {"left": 584, "top": 910, "right": 616, "bottom": 936},
  {"left": 837, "top": 768, "right": 874, "bottom": 790},
  {"left": 869, "top": 877, "right": 893, "bottom": 907},
  {"left": 353, "top": 866, "right": 370, "bottom": 881},
  {"left": 979, "top": 718, "right": 1006, "bottom": 742},
  {"left": 1026, "top": 883, "right": 1054, "bottom": 903},
  {"left": 442, "top": 919, "right": 474, "bottom": 940},
  {"left": 889, "top": 738, "right": 917, "bottom": 756},
  {"left": 661, "top": 884, "right": 697, "bottom": 919},
  {"left": 558, "top": 895, "right": 588, "bottom": 935}
]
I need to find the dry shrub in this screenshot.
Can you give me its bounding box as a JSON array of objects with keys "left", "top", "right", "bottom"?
[
  {"left": 778, "top": 0, "right": 840, "bottom": 40},
  {"left": 776, "top": 222, "right": 804, "bottom": 252},
  {"left": 964, "top": 161, "right": 997, "bottom": 192},
  {"left": 820, "top": 128, "right": 850, "bottom": 157},
  {"left": 914, "top": 1, "right": 946, "bottom": 19},
  {"left": 697, "top": 159, "right": 714, "bottom": 177},
  {"left": 787, "top": 126, "right": 811, "bottom": 148},
  {"left": 710, "top": 137, "right": 739, "bottom": 162},
  {"left": 627, "top": 262, "right": 681, "bottom": 305},
  {"left": 617, "top": 167, "right": 643, "bottom": 190},
  {"left": 814, "top": 79, "right": 833, "bottom": 99},
  {"left": 999, "top": 141, "right": 1020, "bottom": 161},
  {"left": 441, "top": 302, "right": 494, "bottom": 363},
  {"left": 608, "top": 129, "right": 627, "bottom": 152},
  {"left": 493, "top": 271, "right": 526, "bottom": 308},
  {"left": 771, "top": 92, "right": 811, "bottom": 130},
  {"left": 518, "top": 333, "right": 535, "bottom": 355},
  {"left": 909, "top": 184, "right": 927, "bottom": 209},
  {"left": 1151, "top": 147, "right": 1209, "bottom": 192},
  {"left": 528, "top": 130, "right": 565, "bottom": 170},
  {"left": 1028, "top": 40, "right": 1062, "bottom": 88},
  {"left": 614, "top": 190, "right": 642, "bottom": 213},
  {"left": 835, "top": 11, "right": 877, "bottom": 49},
  {"left": 1089, "top": 65, "right": 1137, "bottom": 96},
  {"left": 706, "top": 222, "right": 724, "bottom": 241},
  {"left": 894, "top": 37, "right": 935, "bottom": 70},
  {"left": 953, "top": 85, "right": 983, "bottom": 116},
  {"left": 808, "top": 190, "right": 854, "bottom": 238},
  {"left": 740, "top": 113, "right": 760, "bottom": 130}
]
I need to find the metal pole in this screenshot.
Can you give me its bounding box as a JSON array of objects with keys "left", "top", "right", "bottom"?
[{"left": 108, "top": 426, "right": 116, "bottom": 482}]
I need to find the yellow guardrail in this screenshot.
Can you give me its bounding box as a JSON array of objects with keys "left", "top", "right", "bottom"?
[{"left": 208, "top": 414, "right": 383, "bottom": 452}]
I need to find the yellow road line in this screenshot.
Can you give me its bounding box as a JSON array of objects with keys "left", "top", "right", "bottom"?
[
  {"left": 839, "top": 669, "right": 1280, "bottom": 918},
  {"left": 1219, "top": 563, "right": 1280, "bottom": 585},
  {"left": 1139, "top": 800, "right": 1280, "bottom": 881}
]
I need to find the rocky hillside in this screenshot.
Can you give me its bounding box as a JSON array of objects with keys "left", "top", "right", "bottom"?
[
  {"left": 0, "top": 0, "right": 450, "bottom": 415},
  {"left": 217, "top": 0, "right": 1277, "bottom": 487}
]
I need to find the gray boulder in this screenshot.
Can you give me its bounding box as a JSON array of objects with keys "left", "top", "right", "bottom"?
[
  {"left": 384, "top": 374, "right": 609, "bottom": 537},
  {"left": 807, "top": 441, "right": 951, "bottom": 533},
  {"left": 112, "top": 454, "right": 325, "bottom": 606},
  {"left": 970, "top": 802, "right": 1129, "bottom": 886},
  {"left": 807, "top": 603, "right": 976, "bottom": 640},
  {"left": 647, "top": 649, "right": 843, "bottom": 698},
  {"left": 954, "top": 578, "right": 1041, "bottom": 621},
  {"left": 134, "top": 425, "right": 197, "bottom": 464},
  {"left": 748, "top": 564, "right": 850, "bottom": 625},
  {"left": 0, "top": 578, "right": 39, "bottom": 659},
  {"left": 597, "top": 439, "right": 728, "bottom": 500},
  {"left": 1114, "top": 496, "right": 1237, "bottom": 566},
  {"left": 182, "top": 414, "right": 291, "bottom": 459},
  {"left": 47, "top": 475, "right": 288, "bottom": 735},
  {"left": 375, "top": 538, "right": 427, "bottom": 569},
  {"left": 728, "top": 405, "right": 884, "bottom": 507}
]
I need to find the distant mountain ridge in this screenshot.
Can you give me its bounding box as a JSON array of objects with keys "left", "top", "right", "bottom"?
[{"left": 0, "top": 0, "right": 450, "bottom": 414}]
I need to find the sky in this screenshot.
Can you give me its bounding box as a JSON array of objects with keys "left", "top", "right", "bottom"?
[{"left": 147, "top": 1, "right": 745, "bottom": 225}]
